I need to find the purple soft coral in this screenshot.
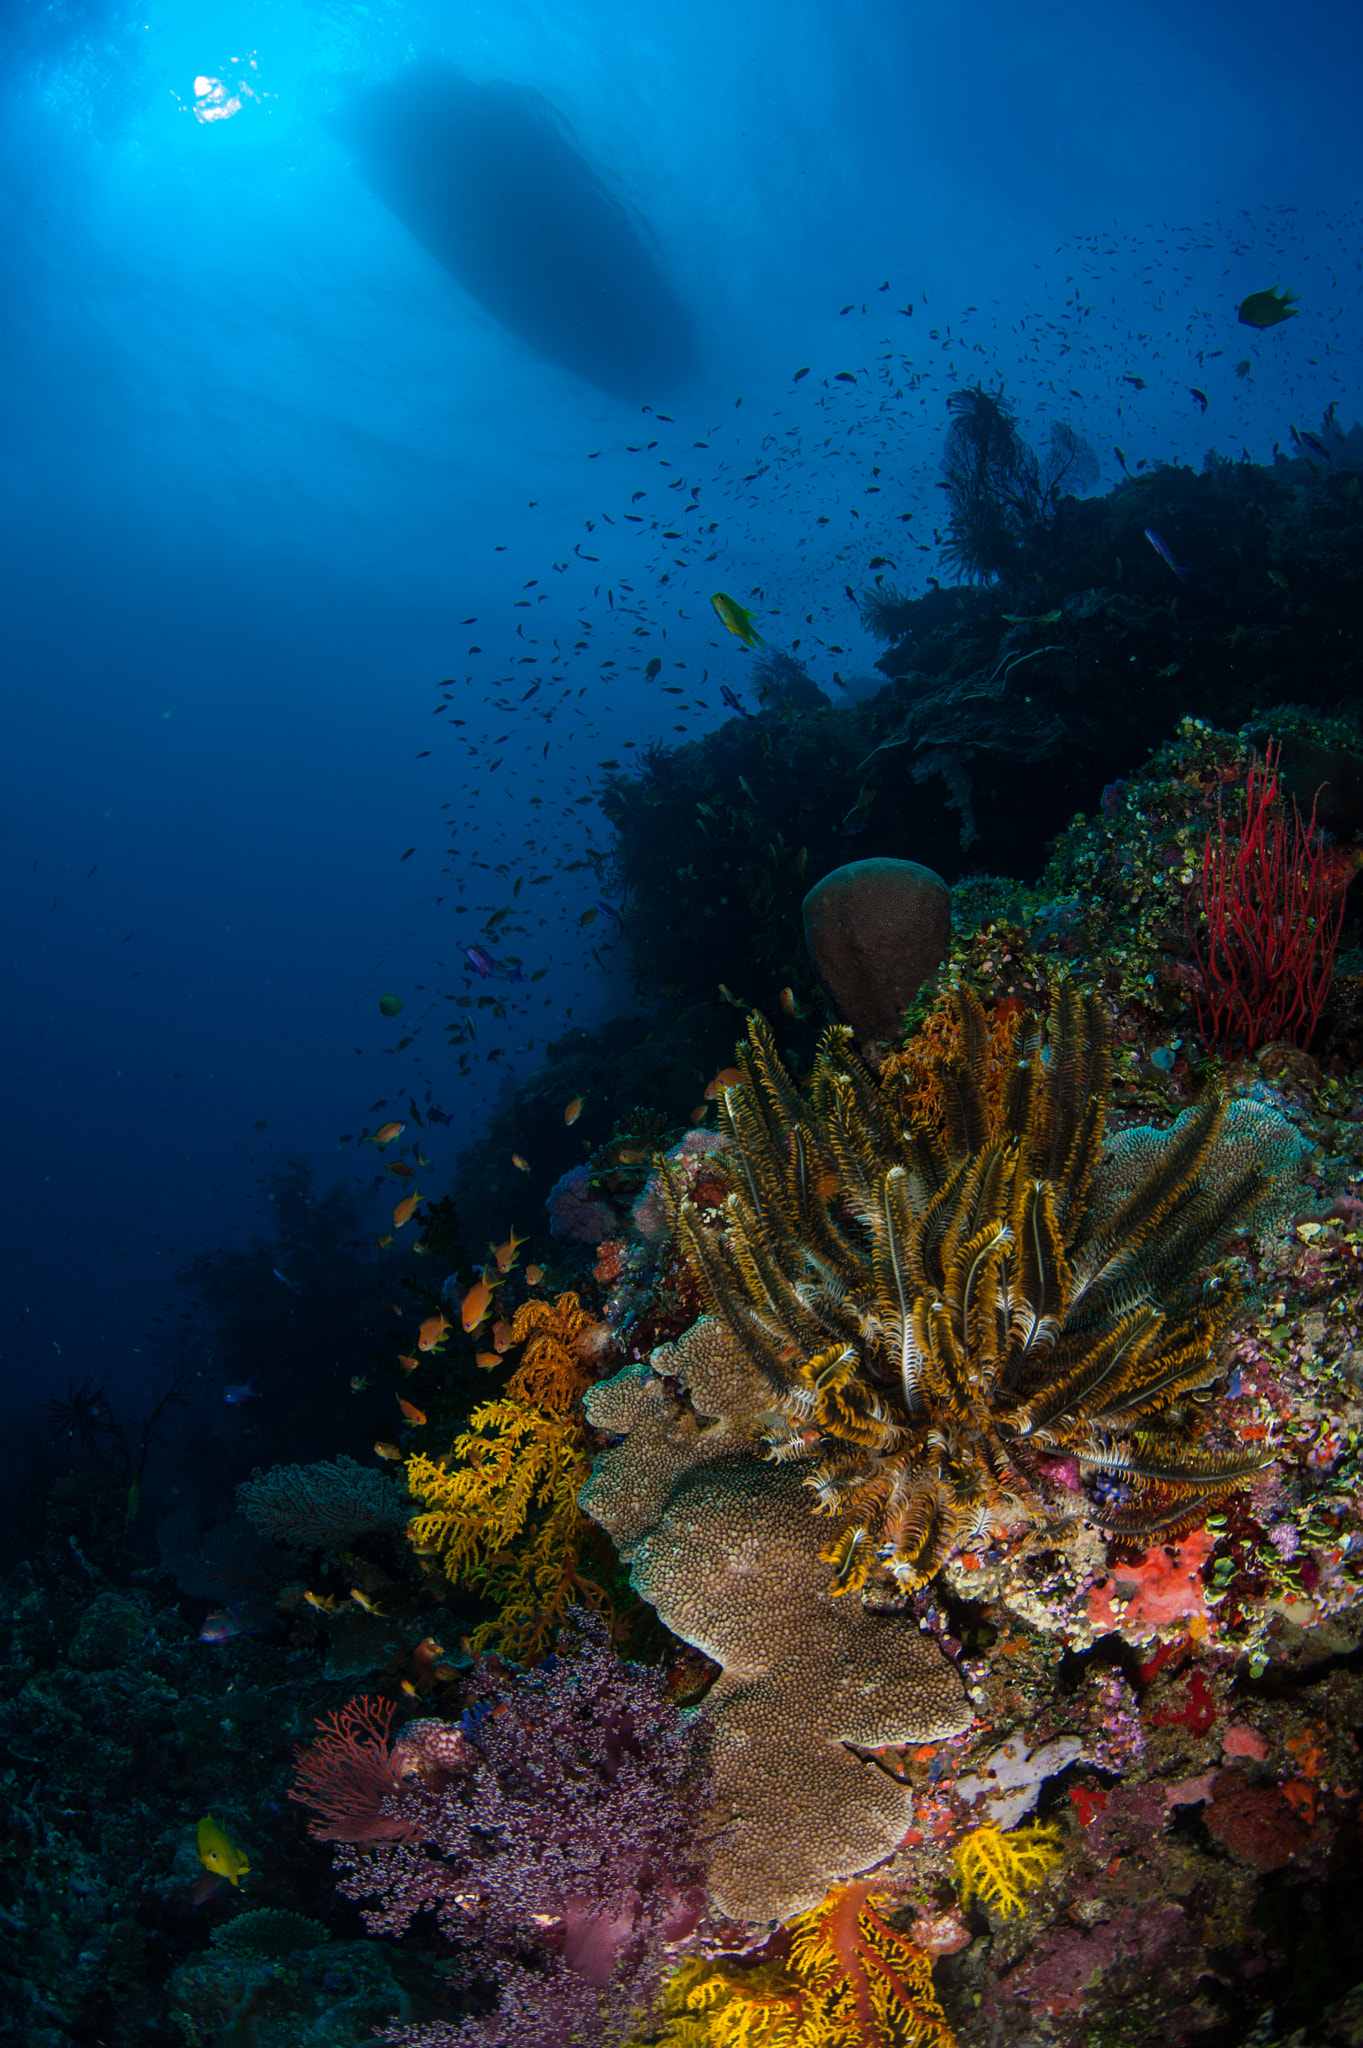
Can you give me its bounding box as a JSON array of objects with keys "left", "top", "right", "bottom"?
[
  {"left": 331, "top": 1612, "right": 709, "bottom": 2047},
  {"left": 545, "top": 1165, "right": 616, "bottom": 1245}
]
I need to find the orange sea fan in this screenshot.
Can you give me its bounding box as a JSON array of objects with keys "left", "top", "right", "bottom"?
[
  {"left": 505, "top": 1290, "right": 598, "bottom": 1409},
  {"left": 879, "top": 988, "right": 1021, "bottom": 1140}
]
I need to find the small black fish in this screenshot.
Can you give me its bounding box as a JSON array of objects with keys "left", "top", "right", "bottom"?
[
  {"left": 645, "top": 657, "right": 662, "bottom": 681},
  {"left": 792, "top": 366, "right": 810, "bottom": 382},
  {"left": 1119, "top": 374, "right": 1147, "bottom": 389},
  {"left": 1189, "top": 388, "right": 1208, "bottom": 413}
]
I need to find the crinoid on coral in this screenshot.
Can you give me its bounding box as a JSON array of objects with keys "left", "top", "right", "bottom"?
[
  {"left": 405, "top": 1292, "right": 621, "bottom": 1659},
  {"left": 581, "top": 981, "right": 1298, "bottom": 1921},
  {"left": 662, "top": 980, "right": 1280, "bottom": 1596}
]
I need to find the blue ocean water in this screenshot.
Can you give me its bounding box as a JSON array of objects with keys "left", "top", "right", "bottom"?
[{"left": 1, "top": 0, "right": 1359, "bottom": 1426}]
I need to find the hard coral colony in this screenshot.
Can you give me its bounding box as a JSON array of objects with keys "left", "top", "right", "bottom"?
[{"left": 261, "top": 946, "right": 1348, "bottom": 2046}]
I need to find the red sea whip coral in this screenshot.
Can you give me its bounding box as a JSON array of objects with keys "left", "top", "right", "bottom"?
[
  {"left": 292, "top": 1612, "right": 709, "bottom": 2048},
  {"left": 1188, "top": 740, "right": 1346, "bottom": 1053}
]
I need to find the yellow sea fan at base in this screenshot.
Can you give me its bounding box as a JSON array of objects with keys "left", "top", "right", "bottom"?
[
  {"left": 404, "top": 1292, "right": 615, "bottom": 1660},
  {"left": 632, "top": 1882, "right": 956, "bottom": 2048},
  {"left": 951, "top": 1821, "right": 1064, "bottom": 1918}
]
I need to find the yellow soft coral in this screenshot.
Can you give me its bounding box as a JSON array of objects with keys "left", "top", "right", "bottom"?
[
  {"left": 951, "top": 1821, "right": 1064, "bottom": 1919},
  {"left": 405, "top": 1292, "right": 615, "bottom": 1660},
  {"left": 636, "top": 1882, "right": 956, "bottom": 2048}
]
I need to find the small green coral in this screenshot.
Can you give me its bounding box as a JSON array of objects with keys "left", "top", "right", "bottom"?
[{"left": 209, "top": 1908, "right": 331, "bottom": 1960}]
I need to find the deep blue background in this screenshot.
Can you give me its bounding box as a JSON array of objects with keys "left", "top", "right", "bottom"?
[{"left": 2, "top": 0, "right": 1359, "bottom": 1417}]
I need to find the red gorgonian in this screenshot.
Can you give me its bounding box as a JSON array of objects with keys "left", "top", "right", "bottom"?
[
  {"left": 290, "top": 1693, "right": 415, "bottom": 1844},
  {"left": 1187, "top": 739, "right": 1348, "bottom": 1054}
]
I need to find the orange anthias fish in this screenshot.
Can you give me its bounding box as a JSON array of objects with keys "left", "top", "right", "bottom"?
[
  {"left": 705, "top": 1066, "right": 744, "bottom": 1099},
  {"left": 396, "top": 1353, "right": 420, "bottom": 1374},
  {"left": 417, "top": 1314, "right": 450, "bottom": 1352},
  {"left": 393, "top": 1189, "right": 424, "bottom": 1229},
  {"left": 524, "top": 1263, "right": 544, "bottom": 1286},
  {"left": 491, "top": 1228, "right": 527, "bottom": 1274},
  {"left": 374, "top": 1441, "right": 402, "bottom": 1461},
  {"left": 372, "top": 1121, "right": 406, "bottom": 1146},
  {"left": 387, "top": 1160, "right": 416, "bottom": 1180},
  {"left": 398, "top": 1397, "right": 427, "bottom": 1425},
  {"left": 512, "top": 1153, "right": 531, "bottom": 1172},
  {"left": 413, "top": 1635, "right": 443, "bottom": 1678},
  {"left": 491, "top": 1318, "right": 514, "bottom": 1353},
  {"left": 461, "top": 1269, "right": 498, "bottom": 1333},
  {"left": 475, "top": 1349, "right": 501, "bottom": 1369},
  {"left": 564, "top": 1094, "right": 584, "bottom": 1126}
]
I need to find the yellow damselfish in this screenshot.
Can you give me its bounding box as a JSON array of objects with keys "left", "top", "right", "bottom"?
[
  {"left": 710, "top": 592, "right": 764, "bottom": 648},
  {"left": 197, "top": 1814, "right": 250, "bottom": 1888}
]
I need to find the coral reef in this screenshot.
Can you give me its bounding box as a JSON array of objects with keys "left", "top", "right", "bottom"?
[
  {"left": 290, "top": 1694, "right": 413, "bottom": 1843},
  {"left": 209, "top": 1906, "right": 332, "bottom": 1958},
  {"left": 0, "top": 1543, "right": 445, "bottom": 2048},
  {"left": 954, "top": 1734, "right": 1083, "bottom": 1830},
  {"left": 546, "top": 1163, "right": 618, "bottom": 1244},
  {"left": 598, "top": 447, "right": 1363, "bottom": 1010},
  {"left": 950, "top": 1821, "right": 1064, "bottom": 1917}
]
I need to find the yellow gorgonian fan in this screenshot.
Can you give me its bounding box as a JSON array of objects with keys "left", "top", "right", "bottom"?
[
  {"left": 404, "top": 1292, "right": 616, "bottom": 1660},
  {"left": 632, "top": 1880, "right": 956, "bottom": 2048},
  {"left": 951, "top": 1821, "right": 1064, "bottom": 1919}
]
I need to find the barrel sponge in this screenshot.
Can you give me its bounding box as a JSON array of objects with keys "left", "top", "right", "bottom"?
[
  {"left": 581, "top": 1318, "right": 971, "bottom": 1922},
  {"left": 802, "top": 856, "right": 951, "bottom": 1052}
]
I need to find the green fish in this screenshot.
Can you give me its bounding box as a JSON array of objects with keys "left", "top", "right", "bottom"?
[
  {"left": 1237, "top": 285, "right": 1298, "bottom": 329},
  {"left": 710, "top": 592, "right": 764, "bottom": 649},
  {"left": 197, "top": 1814, "right": 250, "bottom": 1888},
  {"left": 378, "top": 992, "right": 404, "bottom": 1018}
]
